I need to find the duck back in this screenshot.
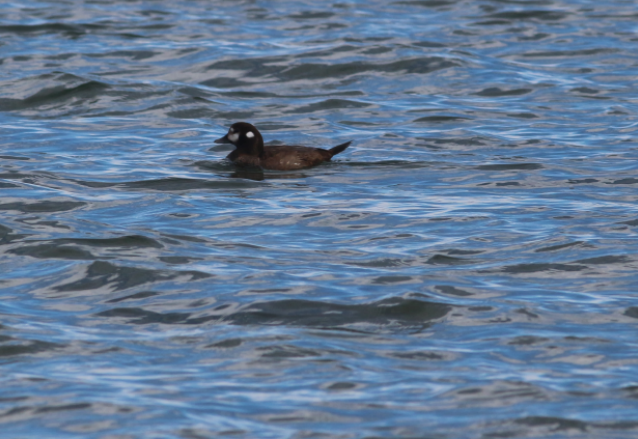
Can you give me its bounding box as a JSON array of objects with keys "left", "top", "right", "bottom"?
[{"left": 260, "top": 145, "right": 332, "bottom": 171}]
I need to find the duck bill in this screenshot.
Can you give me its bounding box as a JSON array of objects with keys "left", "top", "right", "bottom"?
[{"left": 214, "top": 134, "right": 231, "bottom": 144}]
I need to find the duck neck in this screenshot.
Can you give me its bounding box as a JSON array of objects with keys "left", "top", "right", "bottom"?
[{"left": 239, "top": 133, "right": 264, "bottom": 158}]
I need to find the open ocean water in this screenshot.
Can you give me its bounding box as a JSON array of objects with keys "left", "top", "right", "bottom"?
[{"left": 1, "top": 0, "right": 638, "bottom": 438}]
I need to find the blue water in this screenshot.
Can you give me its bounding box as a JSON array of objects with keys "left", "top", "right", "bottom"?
[{"left": 2, "top": 1, "right": 638, "bottom": 438}]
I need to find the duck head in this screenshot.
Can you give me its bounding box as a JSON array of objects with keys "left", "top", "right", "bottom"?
[{"left": 215, "top": 122, "right": 264, "bottom": 157}]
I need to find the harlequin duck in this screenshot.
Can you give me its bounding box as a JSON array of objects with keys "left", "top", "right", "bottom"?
[{"left": 214, "top": 122, "right": 352, "bottom": 171}]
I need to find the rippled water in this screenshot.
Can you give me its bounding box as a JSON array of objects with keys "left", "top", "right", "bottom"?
[{"left": 2, "top": 1, "right": 638, "bottom": 438}]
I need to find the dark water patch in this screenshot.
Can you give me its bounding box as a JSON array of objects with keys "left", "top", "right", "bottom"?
[
  {"left": 242, "top": 288, "right": 293, "bottom": 294},
  {"left": 204, "top": 55, "right": 290, "bottom": 74},
  {"left": 106, "top": 291, "right": 160, "bottom": 303},
  {"left": 0, "top": 79, "right": 110, "bottom": 112},
  {"left": 277, "top": 57, "right": 460, "bottom": 80},
  {"left": 44, "top": 53, "right": 76, "bottom": 61},
  {"left": 516, "top": 308, "right": 539, "bottom": 319},
  {"left": 116, "top": 177, "right": 262, "bottom": 191},
  {"left": 513, "top": 416, "right": 588, "bottom": 432},
  {"left": 521, "top": 48, "right": 619, "bottom": 58},
  {"left": 446, "top": 381, "right": 549, "bottom": 405},
  {"left": 161, "top": 234, "right": 209, "bottom": 245},
  {"left": 574, "top": 255, "right": 631, "bottom": 265},
  {"left": 563, "top": 335, "right": 610, "bottom": 344},
  {"left": 413, "top": 40, "right": 448, "bottom": 48},
  {"left": 351, "top": 258, "right": 410, "bottom": 268},
  {"left": 435, "top": 285, "right": 474, "bottom": 297},
  {"left": 477, "top": 163, "right": 542, "bottom": 171},
  {"left": 0, "top": 402, "right": 97, "bottom": 423},
  {"left": 159, "top": 256, "right": 200, "bottom": 264},
  {"left": 0, "top": 182, "right": 19, "bottom": 188},
  {"left": 206, "top": 338, "right": 243, "bottom": 349},
  {"left": 622, "top": 386, "right": 638, "bottom": 398},
  {"left": 507, "top": 336, "right": 549, "bottom": 346},
  {"left": 9, "top": 244, "right": 95, "bottom": 260},
  {"left": 54, "top": 261, "right": 211, "bottom": 294},
  {"left": 473, "top": 19, "right": 512, "bottom": 26},
  {"left": 169, "top": 107, "right": 255, "bottom": 120},
  {"left": 0, "top": 337, "right": 60, "bottom": 358},
  {"left": 569, "top": 178, "right": 599, "bottom": 184},
  {"left": 475, "top": 87, "right": 533, "bottom": 97},
  {"left": 624, "top": 306, "right": 638, "bottom": 319},
  {"left": 0, "top": 155, "right": 30, "bottom": 161},
  {"left": 413, "top": 115, "right": 471, "bottom": 123},
  {"left": 485, "top": 10, "right": 569, "bottom": 21},
  {"left": 0, "top": 23, "right": 100, "bottom": 38},
  {"left": 446, "top": 249, "right": 484, "bottom": 256},
  {"left": 477, "top": 181, "right": 520, "bottom": 187},
  {"left": 215, "top": 90, "right": 280, "bottom": 99},
  {"left": 0, "top": 200, "right": 85, "bottom": 213},
  {"left": 96, "top": 307, "right": 189, "bottom": 325},
  {"left": 287, "top": 11, "right": 336, "bottom": 20},
  {"left": 286, "top": 22, "right": 348, "bottom": 32},
  {"left": 35, "top": 403, "right": 92, "bottom": 414},
  {"left": 339, "top": 160, "right": 430, "bottom": 169},
  {"left": 8, "top": 235, "right": 163, "bottom": 260},
  {"left": 289, "top": 98, "right": 371, "bottom": 114},
  {"left": 478, "top": 415, "right": 638, "bottom": 439},
  {"left": 425, "top": 254, "right": 473, "bottom": 265},
  {"left": 199, "top": 77, "right": 250, "bottom": 89},
  {"left": 301, "top": 44, "right": 364, "bottom": 58},
  {"left": 0, "top": 224, "right": 29, "bottom": 244},
  {"left": 393, "top": 0, "right": 457, "bottom": 7},
  {"left": 607, "top": 178, "right": 638, "bottom": 185},
  {"left": 88, "top": 50, "right": 159, "bottom": 61},
  {"left": 62, "top": 235, "right": 163, "bottom": 249},
  {"left": 257, "top": 345, "right": 323, "bottom": 360},
  {"left": 361, "top": 46, "right": 393, "bottom": 55},
  {"left": 535, "top": 241, "right": 588, "bottom": 253},
  {"left": 339, "top": 120, "right": 381, "bottom": 127},
  {"left": 216, "top": 297, "right": 452, "bottom": 330},
  {"left": 428, "top": 137, "right": 489, "bottom": 148},
  {"left": 372, "top": 275, "right": 413, "bottom": 285},
  {"left": 467, "top": 306, "right": 492, "bottom": 312},
  {"left": 97, "top": 297, "right": 451, "bottom": 331},
  {"left": 499, "top": 263, "right": 587, "bottom": 274},
  {"left": 507, "top": 112, "right": 538, "bottom": 119},
  {"left": 16, "top": 218, "right": 71, "bottom": 231},
  {"left": 0, "top": 71, "right": 178, "bottom": 118},
  {"left": 389, "top": 350, "right": 451, "bottom": 361},
  {"left": 193, "top": 161, "right": 267, "bottom": 180},
  {"left": 324, "top": 382, "right": 360, "bottom": 391},
  {"left": 70, "top": 179, "right": 120, "bottom": 189},
  {"left": 427, "top": 216, "right": 489, "bottom": 223},
  {"left": 571, "top": 87, "right": 599, "bottom": 95}
]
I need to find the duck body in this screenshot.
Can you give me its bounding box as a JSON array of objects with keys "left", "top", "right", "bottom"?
[{"left": 215, "top": 122, "right": 351, "bottom": 171}]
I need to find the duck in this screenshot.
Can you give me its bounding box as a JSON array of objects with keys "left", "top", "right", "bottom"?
[{"left": 214, "top": 122, "right": 352, "bottom": 171}]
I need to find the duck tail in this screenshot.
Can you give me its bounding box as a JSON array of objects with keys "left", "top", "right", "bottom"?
[{"left": 329, "top": 141, "right": 352, "bottom": 157}]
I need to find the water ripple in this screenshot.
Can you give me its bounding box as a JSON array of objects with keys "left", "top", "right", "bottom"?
[{"left": 1, "top": 0, "right": 638, "bottom": 438}]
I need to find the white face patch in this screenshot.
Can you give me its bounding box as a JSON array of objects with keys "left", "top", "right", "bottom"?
[
  {"left": 229, "top": 127, "right": 235, "bottom": 133},
  {"left": 228, "top": 132, "right": 239, "bottom": 143},
  {"left": 246, "top": 131, "right": 255, "bottom": 139}
]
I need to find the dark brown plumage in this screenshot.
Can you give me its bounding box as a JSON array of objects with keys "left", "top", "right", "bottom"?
[{"left": 214, "top": 122, "right": 351, "bottom": 171}]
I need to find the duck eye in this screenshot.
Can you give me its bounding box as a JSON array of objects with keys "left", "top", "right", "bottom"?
[{"left": 246, "top": 131, "right": 255, "bottom": 139}]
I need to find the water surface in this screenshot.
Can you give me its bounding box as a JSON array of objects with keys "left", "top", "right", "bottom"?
[{"left": 2, "top": 1, "right": 638, "bottom": 438}]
